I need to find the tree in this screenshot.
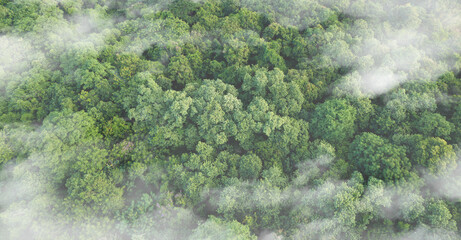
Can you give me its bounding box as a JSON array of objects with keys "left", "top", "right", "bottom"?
[
  {"left": 257, "top": 42, "right": 287, "bottom": 72},
  {"left": 0, "top": 131, "right": 13, "bottom": 165},
  {"left": 413, "top": 112, "right": 453, "bottom": 140},
  {"left": 0, "top": 5, "right": 12, "bottom": 33},
  {"left": 241, "top": 67, "right": 269, "bottom": 101},
  {"left": 349, "top": 132, "right": 411, "bottom": 182},
  {"left": 168, "top": 142, "right": 228, "bottom": 205},
  {"left": 167, "top": 55, "right": 195, "bottom": 88},
  {"left": 437, "top": 71, "right": 461, "bottom": 96},
  {"left": 169, "top": 0, "right": 201, "bottom": 25},
  {"left": 234, "top": 8, "right": 264, "bottom": 34},
  {"left": 393, "top": 134, "right": 457, "bottom": 175},
  {"left": 424, "top": 200, "right": 457, "bottom": 231},
  {"left": 261, "top": 166, "right": 288, "bottom": 189},
  {"left": 102, "top": 116, "right": 131, "bottom": 140},
  {"left": 267, "top": 72, "right": 304, "bottom": 117},
  {"left": 188, "top": 79, "right": 242, "bottom": 146},
  {"left": 350, "top": 97, "right": 374, "bottom": 131},
  {"left": 413, "top": 137, "right": 457, "bottom": 175},
  {"left": 398, "top": 193, "right": 425, "bottom": 223},
  {"left": 36, "top": 111, "right": 101, "bottom": 185},
  {"left": 2, "top": 1, "right": 461, "bottom": 238},
  {"left": 310, "top": 99, "right": 357, "bottom": 146},
  {"left": 10, "top": 70, "right": 52, "bottom": 121},
  {"left": 238, "top": 153, "right": 262, "bottom": 180},
  {"left": 223, "top": 38, "right": 250, "bottom": 66},
  {"left": 449, "top": 103, "right": 461, "bottom": 143},
  {"left": 370, "top": 106, "right": 405, "bottom": 136},
  {"left": 64, "top": 146, "right": 124, "bottom": 216},
  {"left": 190, "top": 216, "right": 257, "bottom": 240},
  {"left": 285, "top": 69, "right": 321, "bottom": 110}
]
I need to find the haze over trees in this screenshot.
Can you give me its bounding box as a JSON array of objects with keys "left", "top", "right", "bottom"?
[{"left": 0, "top": 0, "right": 461, "bottom": 239}]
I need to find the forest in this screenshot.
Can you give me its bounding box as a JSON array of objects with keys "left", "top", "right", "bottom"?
[{"left": 0, "top": 0, "right": 461, "bottom": 239}]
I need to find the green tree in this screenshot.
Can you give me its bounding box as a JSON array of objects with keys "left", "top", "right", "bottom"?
[
  {"left": 167, "top": 55, "right": 195, "bottom": 88},
  {"left": 413, "top": 112, "right": 453, "bottom": 140},
  {"left": 190, "top": 216, "right": 257, "bottom": 240},
  {"left": 64, "top": 145, "right": 124, "bottom": 216},
  {"left": 223, "top": 38, "right": 250, "bottom": 66},
  {"left": 424, "top": 200, "right": 457, "bottom": 231},
  {"left": 310, "top": 99, "right": 357, "bottom": 146},
  {"left": 169, "top": 0, "right": 201, "bottom": 25},
  {"left": 393, "top": 134, "right": 457, "bottom": 175},
  {"left": 0, "top": 132, "right": 13, "bottom": 165},
  {"left": 349, "top": 132, "right": 411, "bottom": 182},
  {"left": 238, "top": 153, "right": 262, "bottom": 180},
  {"left": 449, "top": 103, "right": 461, "bottom": 143}
]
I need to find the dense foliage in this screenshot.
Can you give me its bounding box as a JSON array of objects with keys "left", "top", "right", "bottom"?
[{"left": 0, "top": 0, "right": 461, "bottom": 239}]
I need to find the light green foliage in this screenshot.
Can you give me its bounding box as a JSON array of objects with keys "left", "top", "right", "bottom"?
[
  {"left": 10, "top": 70, "right": 52, "bottom": 121},
  {"left": 438, "top": 72, "right": 461, "bottom": 96},
  {"left": 261, "top": 166, "right": 288, "bottom": 189},
  {"left": 424, "top": 200, "right": 458, "bottom": 231},
  {"left": 267, "top": 69, "right": 304, "bottom": 117},
  {"left": 241, "top": 68, "right": 304, "bottom": 117},
  {"left": 412, "top": 137, "right": 457, "bottom": 175},
  {"left": 393, "top": 134, "right": 457, "bottom": 175},
  {"left": 223, "top": 38, "right": 250, "bottom": 66},
  {"left": 258, "top": 42, "right": 287, "bottom": 72},
  {"left": 64, "top": 146, "right": 124, "bottom": 216},
  {"left": 291, "top": 173, "right": 373, "bottom": 239},
  {"left": 350, "top": 97, "right": 375, "bottom": 131},
  {"left": 190, "top": 216, "right": 257, "bottom": 240},
  {"left": 37, "top": 111, "right": 101, "bottom": 186},
  {"left": 188, "top": 79, "right": 242, "bottom": 146},
  {"left": 0, "top": 132, "right": 14, "bottom": 165},
  {"left": 285, "top": 69, "right": 321, "bottom": 109}
]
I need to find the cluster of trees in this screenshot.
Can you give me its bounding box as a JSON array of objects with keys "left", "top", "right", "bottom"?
[{"left": 0, "top": 0, "right": 461, "bottom": 239}]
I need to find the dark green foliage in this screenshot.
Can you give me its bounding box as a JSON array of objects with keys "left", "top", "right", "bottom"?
[
  {"left": 167, "top": 55, "right": 196, "bottom": 88},
  {"left": 169, "top": 0, "right": 201, "bottom": 25},
  {"left": 437, "top": 71, "right": 461, "bottom": 96},
  {"left": 349, "top": 132, "right": 411, "bottom": 182},
  {"left": 450, "top": 103, "right": 461, "bottom": 143},
  {"left": 238, "top": 153, "right": 262, "bottom": 180},
  {"left": 310, "top": 99, "right": 357, "bottom": 146},
  {"left": 413, "top": 112, "right": 453, "bottom": 140}
]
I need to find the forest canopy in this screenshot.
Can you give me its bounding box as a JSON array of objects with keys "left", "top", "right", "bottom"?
[{"left": 0, "top": 0, "right": 461, "bottom": 239}]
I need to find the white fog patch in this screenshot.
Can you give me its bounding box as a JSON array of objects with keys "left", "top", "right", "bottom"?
[
  {"left": 424, "top": 154, "right": 461, "bottom": 201},
  {"left": 0, "top": 36, "right": 44, "bottom": 79},
  {"left": 37, "top": 12, "right": 115, "bottom": 53},
  {"left": 396, "top": 226, "right": 460, "bottom": 240},
  {"left": 348, "top": 0, "right": 461, "bottom": 95}
]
